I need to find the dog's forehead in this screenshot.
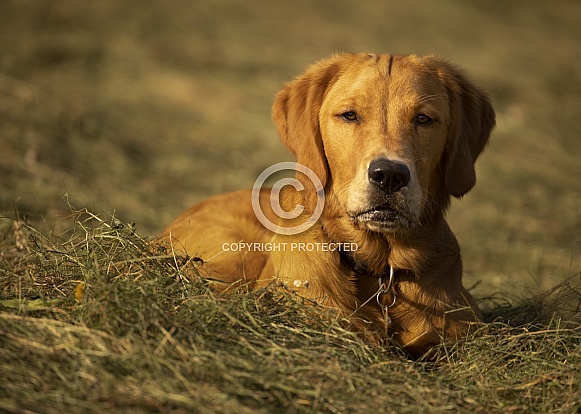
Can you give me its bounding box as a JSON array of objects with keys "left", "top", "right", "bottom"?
[{"left": 328, "top": 55, "right": 447, "bottom": 104}]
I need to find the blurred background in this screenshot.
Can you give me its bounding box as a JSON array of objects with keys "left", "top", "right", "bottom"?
[{"left": 1, "top": 0, "right": 579, "bottom": 296}]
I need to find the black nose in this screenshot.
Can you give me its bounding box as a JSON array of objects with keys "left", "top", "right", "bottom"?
[{"left": 368, "top": 158, "right": 411, "bottom": 193}]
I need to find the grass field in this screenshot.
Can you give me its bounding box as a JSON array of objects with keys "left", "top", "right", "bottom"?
[{"left": 1, "top": 0, "right": 580, "bottom": 412}]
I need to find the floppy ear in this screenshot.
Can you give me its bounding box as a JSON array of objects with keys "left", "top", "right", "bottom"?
[
  {"left": 439, "top": 62, "right": 496, "bottom": 198},
  {"left": 271, "top": 54, "right": 349, "bottom": 206}
]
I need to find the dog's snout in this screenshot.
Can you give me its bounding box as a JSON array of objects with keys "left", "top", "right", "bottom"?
[{"left": 368, "top": 158, "right": 411, "bottom": 193}]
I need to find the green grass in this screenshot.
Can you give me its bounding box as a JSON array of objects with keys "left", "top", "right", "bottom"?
[
  {"left": 1, "top": 212, "right": 579, "bottom": 413},
  {"left": 1, "top": 0, "right": 581, "bottom": 412}
]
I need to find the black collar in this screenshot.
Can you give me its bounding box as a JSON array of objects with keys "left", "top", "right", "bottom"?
[
  {"left": 339, "top": 249, "right": 368, "bottom": 274},
  {"left": 321, "top": 224, "right": 393, "bottom": 278},
  {"left": 339, "top": 249, "right": 392, "bottom": 278}
]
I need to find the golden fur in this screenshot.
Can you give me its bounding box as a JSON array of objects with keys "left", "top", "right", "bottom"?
[{"left": 162, "top": 53, "right": 495, "bottom": 357}]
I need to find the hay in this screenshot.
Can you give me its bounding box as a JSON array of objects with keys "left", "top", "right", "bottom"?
[{"left": 1, "top": 211, "right": 579, "bottom": 413}]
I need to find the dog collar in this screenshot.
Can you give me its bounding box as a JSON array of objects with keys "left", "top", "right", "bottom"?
[
  {"left": 339, "top": 250, "right": 397, "bottom": 315},
  {"left": 338, "top": 249, "right": 369, "bottom": 274},
  {"left": 338, "top": 250, "right": 392, "bottom": 278}
]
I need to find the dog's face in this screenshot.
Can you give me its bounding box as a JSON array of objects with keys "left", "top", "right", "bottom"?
[
  {"left": 273, "top": 53, "right": 495, "bottom": 234},
  {"left": 320, "top": 56, "right": 452, "bottom": 232}
]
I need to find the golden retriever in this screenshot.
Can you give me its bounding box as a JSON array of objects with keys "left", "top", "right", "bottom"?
[{"left": 162, "top": 53, "right": 495, "bottom": 357}]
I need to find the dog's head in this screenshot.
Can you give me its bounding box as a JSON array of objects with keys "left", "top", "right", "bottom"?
[{"left": 272, "top": 53, "right": 495, "bottom": 233}]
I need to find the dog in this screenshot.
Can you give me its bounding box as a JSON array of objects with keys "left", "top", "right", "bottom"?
[{"left": 162, "top": 53, "right": 495, "bottom": 357}]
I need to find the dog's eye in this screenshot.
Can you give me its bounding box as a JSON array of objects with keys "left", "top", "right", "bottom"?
[
  {"left": 415, "top": 114, "right": 433, "bottom": 126},
  {"left": 341, "top": 111, "right": 359, "bottom": 122}
]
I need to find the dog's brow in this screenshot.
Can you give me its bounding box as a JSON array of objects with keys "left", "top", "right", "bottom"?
[{"left": 417, "top": 94, "right": 444, "bottom": 104}]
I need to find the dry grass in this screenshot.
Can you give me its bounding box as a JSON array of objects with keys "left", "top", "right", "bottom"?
[{"left": 1, "top": 212, "right": 580, "bottom": 413}]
